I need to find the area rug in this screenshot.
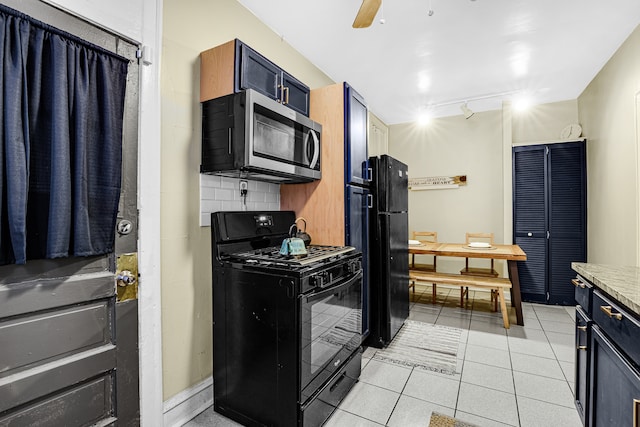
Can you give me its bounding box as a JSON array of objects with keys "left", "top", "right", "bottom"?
[
  {"left": 372, "top": 320, "right": 461, "bottom": 375},
  {"left": 429, "top": 412, "right": 480, "bottom": 427}
]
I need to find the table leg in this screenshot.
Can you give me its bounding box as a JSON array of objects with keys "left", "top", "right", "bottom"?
[{"left": 507, "top": 260, "right": 524, "bottom": 326}]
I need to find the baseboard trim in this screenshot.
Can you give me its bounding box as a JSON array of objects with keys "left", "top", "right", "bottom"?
[{"left": 163, "top": 376, "right": 213, "bottom": 427}]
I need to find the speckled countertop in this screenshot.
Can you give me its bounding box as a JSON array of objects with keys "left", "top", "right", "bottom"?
[{"left": 572, "top": 262, "right": 640, "bottom": 315}]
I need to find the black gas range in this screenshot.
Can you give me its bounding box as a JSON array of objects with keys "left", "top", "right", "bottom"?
[{"left": 210, "top": 211, "right": 363, "bottom": 427}]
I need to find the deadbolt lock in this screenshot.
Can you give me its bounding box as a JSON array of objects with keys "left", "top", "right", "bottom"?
[{"left": 117, "top": 220, "right": 133, "bottom": 235}]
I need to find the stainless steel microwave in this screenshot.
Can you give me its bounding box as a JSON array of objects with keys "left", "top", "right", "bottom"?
[{"left": 201, "top": 89, "right": 321, "bottom": 183}]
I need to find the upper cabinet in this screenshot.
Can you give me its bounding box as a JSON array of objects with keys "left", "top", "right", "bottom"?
[
  {"left": 200, "top": 39, "right": 310, "bottom": 116},
  {"left": 344, "top": 83, "right": 369, "bottom": 186},
  {"left": 368, "top": 114, "right": 389, "bottom": 157}
]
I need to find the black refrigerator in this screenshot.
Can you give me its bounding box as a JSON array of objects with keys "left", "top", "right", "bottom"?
[{"left": 365, "top": 155, "right": 410, "bottom": 348}]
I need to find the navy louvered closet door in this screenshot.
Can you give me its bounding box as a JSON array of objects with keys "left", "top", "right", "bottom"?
[
  {"left": 514, "top": 146, "right": 547, "bottom": 303},
  {"left": 513, "top": 141, "right": 586, "bottom": 305}
]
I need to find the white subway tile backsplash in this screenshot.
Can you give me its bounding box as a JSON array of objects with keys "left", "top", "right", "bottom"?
[
  {"left": 256, "top": 181, "right": 270, "bottom": 193},
  {"left": 247, "top": 191, "right": 264, "bottom": 203},
  {"left": 200, "top": 175, "right": 280, "bottom": 226},
  {"left": 199, "top": 174, "right": 220, "bottom": 188},
  {"left": 265, "top": 191, "right": 279, "bottom": 204},
  {"left": 214, "top": 187, "right": 235, "bottom": 201},
  {"left": 201, "top": 199, "right": 223, "bottom": 213},
  {"left": 248, "top": 180, "right": 260, "bottom": 191},
  {"left": 220, "top": 177, "right": 237, "bottom": 189},
  {"left": 221, "top": 200, "right": 240, "bottom": 211}
]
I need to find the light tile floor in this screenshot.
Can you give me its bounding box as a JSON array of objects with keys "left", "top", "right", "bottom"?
[{"left": 184, "top": 284, "right": 582, "bottom": 427}]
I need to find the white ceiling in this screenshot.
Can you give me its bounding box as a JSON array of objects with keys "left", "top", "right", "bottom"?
[{"left": 237, "top": 0, "right": 640, "bottom": 125}]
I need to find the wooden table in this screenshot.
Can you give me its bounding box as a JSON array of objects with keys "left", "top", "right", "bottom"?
[{"left": 409, "top": 242, "right": 527, "bottom": 326}]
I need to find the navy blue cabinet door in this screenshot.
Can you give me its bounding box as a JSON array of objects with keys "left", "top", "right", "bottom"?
[
  {"left": 236, "top": 41, "right": 310, "bottom": 116},
  {"left": 589, "top": 325, "right": 640, "bottom": 427},
  {"left": 344, "top": 84, "right": 369, "bottom": 186},
  {"left": 237, "top": 42, "right": 280, "bottom": 100},
  {"left": 346, "top": 184, "right": 370, "bottom": 337},
  {"left": 513, "top": 141, "right": 586, "bottom": 305},
  {"left": 281, "top": 72, "right": 309, "bottom": 116}
]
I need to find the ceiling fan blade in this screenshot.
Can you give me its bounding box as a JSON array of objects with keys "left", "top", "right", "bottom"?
[{"left": 352, "top": 0, "right": 381, "bottom": 28}]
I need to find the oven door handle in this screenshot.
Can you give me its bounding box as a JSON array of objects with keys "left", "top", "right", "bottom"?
[{"left": 304, "top": 271, "right": 363, "bottom": 303}]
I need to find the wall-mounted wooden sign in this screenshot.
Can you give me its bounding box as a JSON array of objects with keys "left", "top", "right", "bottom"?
[{"left": 408, "top": 175, "right": 467, "bottom": 190}]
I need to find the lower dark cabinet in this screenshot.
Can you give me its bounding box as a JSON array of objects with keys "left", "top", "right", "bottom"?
[
  {"left": 589, "top": 325, "right": 640, "bottom": 427},
  {"left": 573, "top": 271, "right": 640, "bottom": 427},
  {"left": 575, "top": 306, "right": 591, "bottom": 426}
]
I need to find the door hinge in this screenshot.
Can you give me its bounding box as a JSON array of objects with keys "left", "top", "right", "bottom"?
[{"left": 136, "top": 46, "right": 152, "bottom": 65}]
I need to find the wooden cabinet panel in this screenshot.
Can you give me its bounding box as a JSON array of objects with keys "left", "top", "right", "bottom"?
[
  {"left": 280, "top": 83, "right": 345, "bottom": 246},
  {"left": 199, "top": 40, "right": 235, "bottom": 103}
]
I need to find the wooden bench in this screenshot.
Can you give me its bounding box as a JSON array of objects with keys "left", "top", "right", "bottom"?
[{"left": 409, "top": 270, "right": 513, "bottom": 328}]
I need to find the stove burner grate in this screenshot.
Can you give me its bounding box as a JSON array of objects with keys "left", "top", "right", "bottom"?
[{"left": 230, "top": 245, "right": 355, "bottom": 267}]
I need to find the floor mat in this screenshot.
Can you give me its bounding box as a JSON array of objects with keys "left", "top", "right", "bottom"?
[
  {"left": 428, "top": 412, "right": 480, "bottom": 427},
  {"left": 372, "top": 320, "right": 461, "bottom": 375}
]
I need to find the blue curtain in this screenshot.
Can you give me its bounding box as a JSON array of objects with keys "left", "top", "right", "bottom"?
[{"left": 0, "top": 5, "right": 129, "bottom": 265}]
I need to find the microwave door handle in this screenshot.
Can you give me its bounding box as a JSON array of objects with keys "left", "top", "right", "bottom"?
[{"left": 308, "top": 130, "right": 319, "bottom": 169}]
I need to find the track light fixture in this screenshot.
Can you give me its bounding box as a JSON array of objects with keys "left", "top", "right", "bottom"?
[
  {"left": 460, "top": 102, "right": 474, "bottom": 119},
  {"left": 422, "top": 90, "right": 521, "bottom": 116}
]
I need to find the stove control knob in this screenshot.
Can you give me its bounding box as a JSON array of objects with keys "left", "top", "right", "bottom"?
[
  {"left": 345, "top": 260, "right": 360, "bottom": 274},
  {"left": 310, "top": 274, "right": 324, "bottom": 288}
]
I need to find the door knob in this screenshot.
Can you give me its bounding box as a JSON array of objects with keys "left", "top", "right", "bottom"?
[{"left": 116, "top": 270, "right": 136, "bottom": 286}]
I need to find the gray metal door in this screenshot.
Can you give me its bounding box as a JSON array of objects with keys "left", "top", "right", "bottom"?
[{"left": 0, "top": 1, "right": 140, "bottom": 425}]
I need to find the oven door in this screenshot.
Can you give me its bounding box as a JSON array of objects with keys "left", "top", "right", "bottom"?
[{"left": 300, "top": 269, "right": 363, "bottom": 403}]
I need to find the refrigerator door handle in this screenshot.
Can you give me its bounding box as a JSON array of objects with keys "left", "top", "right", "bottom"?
[
  {"left": 367, "top": 167, "right": 373, "bottom": 182},
  {"left": 367, "top": 194, "right": 373, "bottom": 208}
]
